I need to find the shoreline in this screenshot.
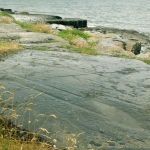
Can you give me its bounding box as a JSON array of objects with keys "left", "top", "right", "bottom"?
[
  {"left": 1, "top": 8, "right": 150, "bottom": 36},
  {"left": 0, "top": 9, "right": 150, "bottom": 149},
  {"left": 0, "top": 9, "right": 150, "bottom": 59}
]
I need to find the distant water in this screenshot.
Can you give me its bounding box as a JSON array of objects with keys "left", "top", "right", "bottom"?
[{"left": 0, "top": 0, "right": 150, "bottom": 34}]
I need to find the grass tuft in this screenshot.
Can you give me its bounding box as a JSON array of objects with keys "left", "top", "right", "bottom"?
[
  {"left": 0, "top": 42, "right": 23, "bottom": 58},
  {"left": 72, "top": 47, "right": 99, "bottom": 55},
  {"left": 0, "top": 17, "right": 12, "bottom": 24},
  {"left": 0, "top": 86, "right": 80, "bottom": 150},
  {"left": 140, "top": 59, "right": 150, "bottom": 65},
  {"left": 34, "top": 46, "right": 48, "bottom": 51},
  {"left": 58, "top": 30, "right": 99, "bottom": 55},
  {"left": 58, "top": 29, "right": 90, "bottom": 42},
  {"left": 0, "top": 12, "right": 13, "bottom": 18},
  {"left": 60, "top": 45, "right": 99, "bottom": 55},
  {"left": 15, "top": 21, "right": 51, "bottom": 33}
]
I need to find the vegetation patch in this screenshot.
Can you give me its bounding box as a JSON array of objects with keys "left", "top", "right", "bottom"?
[
  {"left": 140, "top": 59, "right": 150, "bottom": 65},
  {"left": 15, "top": 21, "right": 51, "bottom": 33},
  {"left": 0, "top": 11, "right": 13, "bottom": 18},
  {"left": 34, "top": 46, "right": 48, "bottom": 51},
  {"left": 0, "top": 86, "right": 80, "bottom": 150},
  {"left": 118, "top": 54, "right": 134, "bottom": 59},
  {"left": 59, "top": 45, "right": 99, "bottom": 55},
  {"left": 0, "top": 12, "right": 13, "bottom": 24},
  {"left": 0, "top": 42, "right": 23, "bottom": 58},
  {"left": 58, "top": 30, "right": 99, "bottom": 55},
  {"left": 58, "top": 29, "right": 90, "bottom": 43},
  {"left": 118, "top": 54, "right": 150, "bottom": 65},
  {"left": 0, "top": 17, "right": 12, "bottom": 24},
  {"left": 72, "top": 47, "right": 99, "bottom": 55}
]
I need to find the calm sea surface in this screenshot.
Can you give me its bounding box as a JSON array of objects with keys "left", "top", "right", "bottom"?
[{"left": 0, "top": 0, "right": 150, "bottom": 33}]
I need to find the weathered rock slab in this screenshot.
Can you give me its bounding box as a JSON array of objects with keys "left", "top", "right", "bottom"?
[{"left": 0, "top": 50, "right": 150, "bottom": 149}]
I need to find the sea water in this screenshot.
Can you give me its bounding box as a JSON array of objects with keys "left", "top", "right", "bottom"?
[{"left": 0, "top": 0, "right": 150, "bottom": 34}]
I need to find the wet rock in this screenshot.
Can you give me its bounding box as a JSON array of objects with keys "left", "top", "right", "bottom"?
[
  {"left": 47, "top": 18, "right": 87, "bottom": 28},
  {"left": 12, "top": 12, "right": 87, "bottom": 28},
  {"left": 20, "top": 11, "right": 30, "bottom": 15},
  {"left": 0, "top": 8, "right": 13, "bottom": 14},
  {"left": 119, "top": 142, "right": 125, "bottom": 145},
  {"left": 12, "top": 13, "right": 62, "bottom": 23},
  {"left": 108, "top": 141, "right": 116, "bottom": 146},
  {"left": 89, "top": 141, "right": 102, "bottom": 147}
]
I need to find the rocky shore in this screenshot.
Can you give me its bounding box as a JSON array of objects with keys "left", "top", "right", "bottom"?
[
  {"left": 0, "top": 8, "right": 87, "bottom": 28},
  {"left": 0, "top": 9, "right": 150, "bottom": 150},
  {"left": 0, "top": 8, "right": 150, "bottom": 59}
]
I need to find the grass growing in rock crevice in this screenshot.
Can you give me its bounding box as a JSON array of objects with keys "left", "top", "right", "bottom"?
[
  {"left": 59, "top": 45, "right": 99, "bottom": 55},
  {"left": 71, "top": 47, "right": 99, "bottom": 55},
  {"left": 140, "top": 59, "right": 150, "bottom": 65},
  {"left": 34, "top": 46, "right": 48, "bottom": 51},
  {"left": 0, "top": 86, "right": 80, "bottom": 150},
  {"left": 15, "top": 21, "right": 51, "bottom": 33},
  {"left": 58, "top": 29, "right": 90, "bottom": 42},
  {"left": 58, "top": 30, "right": 99, "bottom": 55},
  {"left": 0, "top": 11, "right": 13, "bottom": 18},
  {"left": 0, "top": 11, "right": 14, "bottom": 24},
  {"left": 0, "top": 42, "right": 23, "bottom": 58},
  {"left": 118, "top": 54, "right": 150, "bottom": 65}
]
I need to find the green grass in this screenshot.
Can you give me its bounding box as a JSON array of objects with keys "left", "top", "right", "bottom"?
[
  {"left": 0, "top": 12, "right": 13, "bottom": 18},
  {"left": 15, "top": 21, "right": 51, "bottom": 33},
  {"left": 118, "top": 54, "right": 133, "bottom": 58},
  {"left": 0, "top": 42, "right": 23, "bottom": 57},
  {"left": 88, "top": 41, "right": 99, "bottom": 47},
  {"left": 118, "top": 54, "right": 150, "bottom": 65},
  {"left": 58, "top": 30, "right": 100, "bottom": 55},
  {"left": 58, "top": 29, "right": 90, "bottom": 42},
  {"left": 72, "top": 47, "right": 99, "bottom": 55},
  {"left": 59, "top": 45, "right": 99, "bottom": 55},
  {"left": 140, "top": 59, "right": 150, "bottom": 65},
  {"left": 34, "top": 46, "right": 48, "bottom": 51},
  {"left": 15, "top": 21, "right": 36, "bottom": 31}
]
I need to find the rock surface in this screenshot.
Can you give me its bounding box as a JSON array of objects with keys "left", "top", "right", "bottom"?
[
  {"left": 0, "top": 17, "right": 150, "bottom": 149},
  {"left": 0, "top": 50, "right": 150, "bottom": 149},
  {"left": 87, "top": 27, "right": 150, "bottom": 56}
]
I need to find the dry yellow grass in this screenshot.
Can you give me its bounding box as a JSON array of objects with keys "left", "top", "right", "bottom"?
[
  {"left": 1, "top": 16, "right": 12, "bottom": 24},
  {"left": 71, "top": 37, "right": 89, "bottom": 48},
  {"left": 0, "top": 139, "right": 54, "bottom": 150},
  {"left": 15, "top": 21, "right": 52, "bottom": 33},
  {"left": 34, "top": 23, "right": 52, "bottom": 33},
  {"left": 0, "top": 42, "right": 23, "bottom": 57},
  {"left": 137, "top": 52, "right": 150, "bottom": 59},
  {"left": 0, "top": 86, "right": 79, "bottom": 150}
]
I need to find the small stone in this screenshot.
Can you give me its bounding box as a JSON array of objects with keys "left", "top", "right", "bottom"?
[
  {"left": 51, "top": 24, "right": 59, "bottom": 30},
  {"left": 87, "top": 144, "right": 92, "bottom": 149},
  {"left": 57, "top": 25, "right": 66, "bottom": 31},
  {"left": 51, "top": 24, "right": 66, "bottom": 30},
  {"left": 53, "top": 145, "right": 56, "bottom": 148}
]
